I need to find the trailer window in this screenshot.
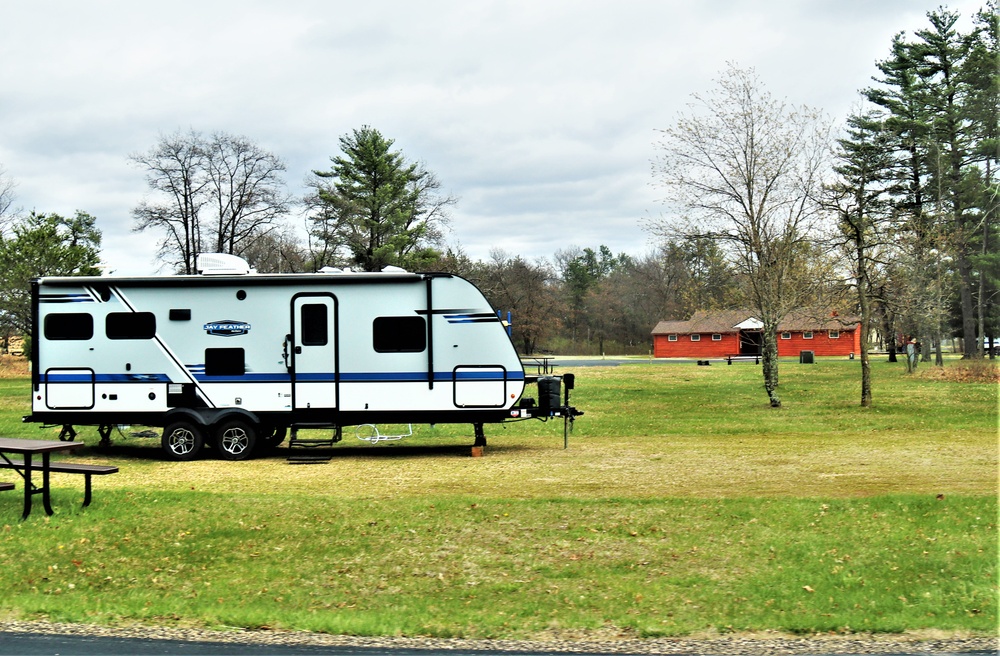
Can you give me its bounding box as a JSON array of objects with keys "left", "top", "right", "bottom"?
[
  {"left": 300, "top": 304, "right": 328, "bottom": 346},
  {"left": 373, "top": 316, "right": 426, "bottom": 353},
  {"left": 205, "top": 348, "right": 245, "bottom": 376},
  {"left": 44, "top": 313, "right": 93, "bottom": 340},
  {"left": 106, "top": 312, "right": 156, "bottom": 339}
]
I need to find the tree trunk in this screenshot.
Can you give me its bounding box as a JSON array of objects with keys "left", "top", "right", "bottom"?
[
  {"left": 887, "top": 316, "right": 897, "bottom": 362},
  {"left": 956, "top": 252, "right": 979, "bottom": 359},
  {"left": 857, "top": 246, "right": 872, "bottom": 407},
  {"left": 761, "top": 320, "right": 781, "bottom": 407}
]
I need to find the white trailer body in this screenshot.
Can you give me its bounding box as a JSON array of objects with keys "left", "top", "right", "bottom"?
[{"left": 23, "top": 259, "right": 569, "bottom": 459}]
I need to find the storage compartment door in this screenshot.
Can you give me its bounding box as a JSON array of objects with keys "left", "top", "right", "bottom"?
[
  {"left": 291, "top": 295, "right": 338, "bottom": 410},
  {"left": 453, "top": 366, "right": 507, "bottom": 408},
  {"left": 45, "top": 368, "right": 95, "bottom": 409}
]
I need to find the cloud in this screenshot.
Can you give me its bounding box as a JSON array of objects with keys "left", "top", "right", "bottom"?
[{"left": 0, "top": 0, "right": 988, "bottom": 274}]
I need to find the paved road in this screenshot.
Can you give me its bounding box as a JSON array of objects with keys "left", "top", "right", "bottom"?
[
  {"left": 0, "top": 632, "right": 995, "bottom": 656},
  {"left": 1, "top": 631, "right": 610, "bottom": 655}
]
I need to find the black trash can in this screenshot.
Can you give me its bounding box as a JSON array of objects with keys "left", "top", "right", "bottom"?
[{"left": 799, "top": 350, "right": 814, "bottom": 364}]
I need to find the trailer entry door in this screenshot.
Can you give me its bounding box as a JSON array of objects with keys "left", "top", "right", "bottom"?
[{"left": 291, "top": 295, "right": 338, "bottom": 410}]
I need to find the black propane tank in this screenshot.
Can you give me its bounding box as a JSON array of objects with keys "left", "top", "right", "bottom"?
[{"left": 537, "top": 376, "right": 562, "bottom": 409}]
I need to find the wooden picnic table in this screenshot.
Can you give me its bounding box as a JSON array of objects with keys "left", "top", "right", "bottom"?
[{"left": 0, "top": 437, "right": 84, "bottom": 519}]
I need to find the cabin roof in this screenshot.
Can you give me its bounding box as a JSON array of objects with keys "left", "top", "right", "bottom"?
[{"left": 651, "top": 309, "right": 859, "bottom": 335}]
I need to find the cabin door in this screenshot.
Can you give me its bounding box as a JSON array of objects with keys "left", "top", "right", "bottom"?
[
  {"left": 739, "top": 330, "right": 763, "bottom": 355},
  {"left": 291, "top": 294, "right": 338, "bottom": 410}
]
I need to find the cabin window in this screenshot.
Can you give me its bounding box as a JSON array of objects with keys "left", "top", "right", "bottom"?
[
  {"left": 44, "top": 313, "right": 93, "bottom": 340},
  {"left": 803, "top": 331, "right": 814, "bottom": 339},
  {"left": 690, "top": 334, "right": 701, "bottom": 342},
  {"left": 829, "top": 329, "right": 840, "bottom": 339},
  {"left": 106, "top": 312, "right": 156, "bottom": 339},
  {"left": 711, "top": 334, "right": 722, "bottom": 341},
  {"left": 780, "top": 332, "right": 791, "bottom": 340},
  {"left": 373, "top": 316, "right": 426, "bottom": 353},
  {"left": 169, "top": 309, "right": 191, "bottom": 321},
  {"left": 300, "top": 304, "right": 328, "bottom": 346},
  {"left": 204, "top": 348, "right": 245, "bottom": 376},
  {"left": 667, "top": 334, "right": 678, "bottom": 342}
]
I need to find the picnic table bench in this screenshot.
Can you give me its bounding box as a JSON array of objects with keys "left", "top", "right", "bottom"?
[
  {"left": 0, "top": 458, "right": 118, "bottom": 508},
  {"left": 725, "top": 354, "right": 761, "bottom": 364},
  {"left": 0, "top": 437, "right": 119, "bottom": 518}
]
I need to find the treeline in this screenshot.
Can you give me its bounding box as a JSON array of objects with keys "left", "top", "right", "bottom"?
[
  {"left": 0, "top": 5, "right": 995, "bottom": 363},
  {"left": 834, "top": 4, "right": 999, "bottom": 362}
]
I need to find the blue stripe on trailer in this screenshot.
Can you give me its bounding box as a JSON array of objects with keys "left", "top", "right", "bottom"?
[
  {"left": 42, "top": 370, "right": 525, "bottom": 384},
  {"left": 41, "top": 373, "right": 173, "bottom": 383},
  {"left": 39, "top": 294, "right": 94, "bottom": 303}
]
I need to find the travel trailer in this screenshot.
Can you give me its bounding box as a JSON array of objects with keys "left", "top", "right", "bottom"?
[{"left": 24, "top": 255, "right": 579, "bottom": 460}]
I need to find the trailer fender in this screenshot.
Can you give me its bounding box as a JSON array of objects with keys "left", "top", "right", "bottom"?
[{"left": 163, "top": 408, "right": 261, "bottom": 430}]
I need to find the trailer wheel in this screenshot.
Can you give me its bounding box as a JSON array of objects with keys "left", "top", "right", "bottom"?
[
  {"left": 215, "top": 419, "right": 258, "bottom": 460},
  {"left": 162, "top": 421, "right": 204, "bottom": 461},
  {"left": 260, "top": 426, "right": 287, "bottom": 451}
]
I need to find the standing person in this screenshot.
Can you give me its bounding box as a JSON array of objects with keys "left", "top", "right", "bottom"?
[{"left": 906, "top": 338, "right": 918, "bottom": 373}]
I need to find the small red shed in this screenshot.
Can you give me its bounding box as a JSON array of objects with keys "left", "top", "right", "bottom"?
[{"left": 651, "top": 309, "right": 861, "bottom": 359}]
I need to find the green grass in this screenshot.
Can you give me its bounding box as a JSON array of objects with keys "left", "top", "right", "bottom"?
[
  {"left": 0, "top": 494, "right": 993, "bottom": 637},
  {"left": 0, "top": 357, "right": 995, "bottom": 638}
]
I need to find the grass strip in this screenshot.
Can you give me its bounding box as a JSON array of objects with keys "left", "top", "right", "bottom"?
[{"left": 0, "top": 492, "right": 994, "bottom": 638}]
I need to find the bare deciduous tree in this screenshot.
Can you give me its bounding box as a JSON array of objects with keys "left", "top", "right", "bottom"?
[
  {"left": 0, "top": 164, "right": 19, "bottom": 234},
  {"left": 650, "top": 64, "right": 832, "bottom": 407},
  {"left": 130, "top": 130, "right": 291, "bottom": 273},
  {"left": 203, "top": 133, "right": 293, "bottom": 256},
  {"left": 471, "top": 250, "right": 563, "bottom": 355},
  {"left": 238, "top": 226, "right": 309, "bottom": 273}
]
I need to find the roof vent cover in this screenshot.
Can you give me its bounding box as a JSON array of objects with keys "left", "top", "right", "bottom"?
[{"left": 196, "top": 253, "right": 253, "bottom": 275}]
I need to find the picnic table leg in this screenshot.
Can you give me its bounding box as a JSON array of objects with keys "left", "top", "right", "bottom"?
[
  {"left": 21, "top": 454, "right": 33, "bottom": 520},
  {"left": 83, "top": 474, "right": 92, "bottom": 507},
  {"left": 42, "top": 452, "right": 54, "bottom": 516}
]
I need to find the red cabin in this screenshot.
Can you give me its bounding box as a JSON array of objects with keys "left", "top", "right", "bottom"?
[{"left": 651, "top": 310, "right": 861, "bottom": 359}]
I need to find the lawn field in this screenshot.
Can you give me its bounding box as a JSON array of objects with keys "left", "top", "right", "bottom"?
[{"left": 0, "top": 357, "right": 995, "bottom": 639}]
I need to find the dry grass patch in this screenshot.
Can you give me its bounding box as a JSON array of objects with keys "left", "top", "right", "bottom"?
[
  {"left": 4, "top": 357, "right": 997, "bottom": 500},
  {"left": 0, "top": 356, "right": 28, "bottom": 379},
  {"left": 917, "top": 359, "right": 999, "bottom": 383}
]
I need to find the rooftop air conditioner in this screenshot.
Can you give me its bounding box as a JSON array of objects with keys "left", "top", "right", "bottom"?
[{"left": 196, "top": 253, "right": 253, "bottom": 275}]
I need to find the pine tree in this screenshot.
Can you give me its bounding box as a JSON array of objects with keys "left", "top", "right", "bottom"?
[
  {"left": 826, "top": 110, "right": 897, "bottom": 404},
  {"left": 308, "top": 126, "right": 454, "bottom": 272},
  {"left": 862, "top": 6, "right": 999, "bottom": 358}
]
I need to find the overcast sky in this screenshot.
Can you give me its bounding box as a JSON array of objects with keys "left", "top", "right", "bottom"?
[{"left": 0, "top": 0, "right": 988, "bottom": 275}]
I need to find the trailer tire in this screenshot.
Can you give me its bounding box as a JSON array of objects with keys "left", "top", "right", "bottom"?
[
  {"left": 260, "top": 426, "right": 287, "bottom": 451},
  {"left": 162, "top": 421, "right": 204, "bottom": 461},
  {"left": 215, "top": 419, "right": 258, "bottom": 460}
]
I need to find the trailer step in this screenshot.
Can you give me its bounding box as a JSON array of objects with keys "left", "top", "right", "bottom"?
[
  {"left": 286, "top": 455, "right": 332, "bottom": 465},
  {"left": 288, "top": 438, "right": 338, "bottom": 448},
  {"left": 288, "top": 426, "right": 342, "bottom": 449}
]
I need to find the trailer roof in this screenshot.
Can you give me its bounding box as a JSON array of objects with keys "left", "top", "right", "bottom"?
[{"left": 35, "top": 270, "right": 456, "bottom": 287}]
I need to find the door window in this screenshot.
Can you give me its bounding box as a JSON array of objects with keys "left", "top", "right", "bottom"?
[{"left": 300, "top": 304, "right": 329, "bottom": 346}]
